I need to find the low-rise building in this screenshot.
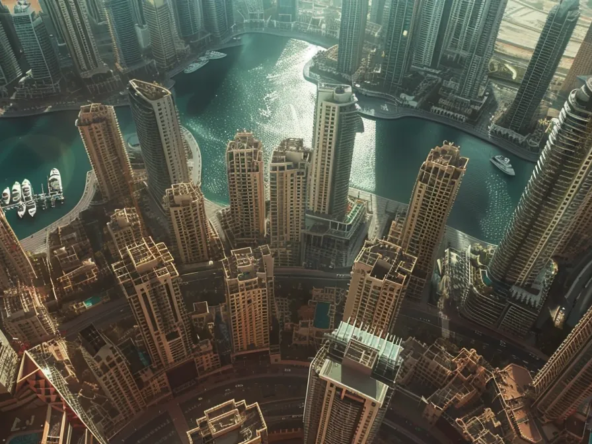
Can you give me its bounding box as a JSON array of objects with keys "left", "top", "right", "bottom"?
[{"left": 187, "top": 399, "right": 268, "bottom": 443}]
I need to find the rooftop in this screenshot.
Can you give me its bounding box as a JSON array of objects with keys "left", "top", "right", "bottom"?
[{"left": 129, "top": 80, "right": 170, "bottom": 102}]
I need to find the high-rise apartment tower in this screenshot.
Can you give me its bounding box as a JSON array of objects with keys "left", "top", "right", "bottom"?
[
  {"left": 226, "top": 131, "right": 265, "bottom": 245},
  {"left": 489, "top": 78, "right": 592, "bottom": 288},
  {"left": 343, "top": 239, "right": 416, "bottom": 332},
  {"left": 394, "top": 142, "right": 468, "bottom": 299},
  {"left": 499, "top": 0, "right": 579, "bottom": 135},
  {"left": 103, "top": 0, "right": 144, "bottom": 72},
  {"left": 382, "top": 0, "right": 416, "bottom": 91},
  {"left": 532, "top": 304, "right": 592, "bottom": 422},
  {"left": 203, "top": 0, "right": 233, "bottom": 38},
  {"left": 171, "top": 0, "right": 203, "bottom": 41},
  {"left": 337, "top": 0, "right": 368, "bottom": 76},
  {"left": 269, "top": 138, "right": 311, "bottom": 266},
  {"left": 0, "top": 209, "right": 36, "bottom": 291},
  {"left": 128, "top": 80, "right": 189, "bottom": 203},
  {"left": 143, "top": 0, "right": 187, "bottom": 71},
  {"left": 412, "top": 0, "right": 444, "bottom": 67},
  {"left": 164, "top": 182, "right": 216, "bottom": 265},
  {"left": 222, "top": 246, "right": 274, "bottom": 356},
  {"left": 0, "top": 15, "right": 21, "bottom": 86},
  {"left": 560, "top": 21, "right": 592, "bottom": 100},
  {"left": 76, "top": 103, "right": 135, "bottom": 206},
  {"left": 303, "top": 321, "right": 403, "bottom": 444},
  {"left": 113, "top": 237, "right": 192, "bottom": 369}
]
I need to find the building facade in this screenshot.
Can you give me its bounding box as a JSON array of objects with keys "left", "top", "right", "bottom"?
[
  {"left": 103, "top": 0, "right": 144, "bottom": 72},
  {"left": 128, "top": 80, "right": 189, "bottom": 203},
  {"left": 0, "top": 15, "right": 21, "bottom": 87},
  {"left": 382, "top": 0, "right": 417, "bottom": 91},
  {"left": 12, "top": 0, "right": 60, "bottom": 87},
  {"left": 395, "top": 142, "right": 468, "bottom": 299},
  {"left": 532, "top": 304, "right": 592, "bottom": 422},
  {"left": 343, "top": 239, "right": 416, "bottom": 332},
  {"left": 489, "top": 78, "right": 592, "bottom": 288},
  {"left": 277, "top": 0, "right": 297, "bottom": 22},
  {"left": 560, "top": 22, "right": 592, "bottom": 99},
  {"left": 76, "top": 103, "right": 135, "bottom": 206},
  {"left": 303, "top": 321, "right": 403, "bottom": 444},
  {"left": 171, "top": 0, "right": 203, "bottom": 41},
  {"left": 112, "top": 237, "right": 192, "bottom": 369},
  {"left": 79, "top": 325, "right": 146, "bottom": 422},
  {"left": 269, "top": 138, "right": 311, "bottom": 266},
  {"left": 1, "top": 284, "right": 57, "bottom": 345},
  {"left": 49, "top": 0, "right": 109, "bottom": 78},
  {"left": 412, "top": 0, "right": 444, "bottom": 68},
  {"left": 203, "top": 0, "right": 233, "bottom": 38},
  {"left": 222, "top": 246, "right": 274, "bottom": 356},
  {"left": 499, "top": 0, "right": 579, "bottom": 135},
  {"left": 187, "top": 399, "right": 268, "bottom": 443},
  {"left": 336, "top": 0, "right": 368, "bottom": 76},
  {"left": 226, "top": 132, "right": 266, "bottom": 245},
  {"left": 106, "top": 208, "right": 144, "bottom": 257},
  {"left": 0, "top": 209, "right": 36, "bottom": 291},
  {"left": 164, "top": 182, "right": 216, "bottom": 265},
  {"left": 143, "top": 0, "right": 187, "bottom": 71}
]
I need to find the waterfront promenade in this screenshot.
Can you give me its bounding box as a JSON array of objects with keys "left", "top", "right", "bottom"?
[{"left": 21, "top": 170, "right": 96, "bottom": 254}]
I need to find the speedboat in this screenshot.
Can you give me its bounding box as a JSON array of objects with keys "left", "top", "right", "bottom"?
[
  {"left": 490, "top": 155, "right": 515, "bottom": 176},
  {"left": 2, "top": 187, "right": 9, "bottom": 205},
  {"left": 11, "top": 181, "right": 21, "bottom": 202},
  {"left": 206, "top": 50, "right": 227, "bottom": 60},
  {"left": 27, "top": 200, "right": 36, "bottom": 217},
  {"left": 17, "top": 203, "right": 26, "bottom": 218},
  {"left": 49, "top": 168, "right": 62, "bottom": 194},
  {"left": 184, "top": 57, "right": 209, "bottom": 74}
]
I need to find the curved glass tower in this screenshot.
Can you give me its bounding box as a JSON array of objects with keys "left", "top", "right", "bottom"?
[{"left": 489, "top": 78, "right": 592, "bottom": 288}]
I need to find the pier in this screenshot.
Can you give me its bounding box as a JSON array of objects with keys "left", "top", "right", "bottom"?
[{"left": 2, "top": 191, "right": 65, "bottom": 212}]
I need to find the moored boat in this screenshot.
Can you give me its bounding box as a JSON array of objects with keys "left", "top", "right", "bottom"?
[
  {"left": 206, "top": 50, "right": 227, "bottom": 60},
  {"left": 184, "top": 57, "right": 209, "bottom": 74},
  {"left": 12, "top": 181, "right": 21, "bottom": 202},
  {"left": 17, "top": 203, "right": 26, "bottom": 218},
  {"left": 49, "top": 168, "right": 62, "bottom": 194},
  {"left": 22, "top": 179, "right": 37, "bottom": 217},
  {"left": 2, "top": 187, "right": 9, "bottom": 205}
]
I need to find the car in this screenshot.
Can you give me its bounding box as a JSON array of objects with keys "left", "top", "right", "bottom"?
[
  {"left": 284, "top": 368, "right": 291, "bottom": 372},
  {"left": 198, "top": 397, "right": 203, "bottom": 401},
  {"left": 235, "top": 384, "right": 243, "bottom": 388}
]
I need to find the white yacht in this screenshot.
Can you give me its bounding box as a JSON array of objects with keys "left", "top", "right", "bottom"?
[
  {"left": 206, "top": 50, "right": 227, "bottom": 60},
  {"left": 184, "top": 57, "right": 209, "bottom": 74},
  {"left": 17, "top": 203, "right": 26, "bottom": 218},
  {"left": 11, "top": 181, "right": 21, "bottom": 203},
  {"left": 22, "top": 179, "right": 36, "bottom": 217},
  {"left": 49, "top": 168, "right": 62, "bottom": 194},
  {"left": 2, "top": 187, "right": 9, "bottom": 205},
  {"left": 490, "top": 155, "right": 515, "bottom": 176}
]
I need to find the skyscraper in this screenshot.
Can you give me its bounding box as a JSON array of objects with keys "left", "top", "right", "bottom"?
[
  {"left": 412, "top": 0, "right": 444, "bottom": 67},
  {"left": 85, "top": 0, "right": 107, "bottom": 24},
  {"left": 143, "top": 0, "right": 187, "bottom": 71},
  {"left": 303, "top": 321, "right": 403, "bottom": 444},
  {"left": 499, "top": 0, "right": 579, "bottom": 135},
  {"left": 303, "top": 84, "right": 367, "bottom": 269},
  {"left": 337, "top": 0, "right": 368, "bottom": 76},
  {"left": 128, "top": 80, "right": 189, "bottom": 203},
  {"left": 442, "top": 0, "right": 507, "bottom": 99},
  {"left": 394, "top": 142, "right": 468, "bottom": 299},
  {"left": 103, "top": 0, "right": 144, "bottom": 72},
  {"left": 112, "top": 237, "right": 192, "bottom": 369},
  {"left": 0, "top": 0, "right": 22, "bottom": 58},
  {"left": 0, "top": 209, "right": 36, "bottom": 291},
  {"left": 343, "top": 239, "right": 416, "bottom": 332},
  {"left": 0, "top": 328, "right": 18, "bottom": 395},
  {"left": 171, "top": 0, "right": 203, "bottom": 41},
  {"left": 79, "top": 325, "right": 146, "bottom": 422},
  {"left": 369, "top": 0, "right": 385, "bottom": 24},
  {"left": 269, "top": 138, "right": 311, "bottom": 266},
  {"left": 203, "top": 0, "right": 233, "bottom": 38},
  {"left": 48, "top": 0, "right": 109, "bottom": 78},
  {"left": 77, "top": 103, "right": 135, "bottom": 206},
  {"left": 489, "top": 78, "right": 592, "bottom": 288},
  {"left": 0, "top": 17, "right": 21, "bottom": 87},
  {"left": 1, "top": 284, "right": 57, "bottom": 345},
  {"left": 532, "top": 304, "right": 592, "bottom": 422},
  {"left": 226, "top": 131, "right": 265, "bottom": 245},
  {"left": 222, "top": 246, "right": 274, "bottom": 356},
  {"left": 277, "top": 0, "right": 297, "bottom": 22},
  {"left": 308, "top": 84, "right": 361, "bottom": 220},
  {"left": 164, "top": 182, "right": 217, "bottom": 265},
  {"left": 107, "top": 208, "right": 144, "bottom": 257},
  {"left": 560, "top": 22, "right": 592, "bottom": 100},
  {"left": 12, "top": 0, "right": 61, "bottom": 86},
  {"left": 187, "top": 399, "right": 268, "bottom": 443},
  {"left": 381, "top": 0, "right": 416, "bottom": 91}
]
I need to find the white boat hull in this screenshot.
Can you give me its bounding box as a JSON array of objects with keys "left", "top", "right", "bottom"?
[{"left": 490, "top": 159, "right": 515, "bottom": 176}]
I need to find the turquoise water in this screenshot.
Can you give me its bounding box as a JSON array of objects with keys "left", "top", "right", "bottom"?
[
  {"left": 0, "top": 34, "right": 534, "bottom": 243},
  {"left": 83, "top": 295, "right": 103, "bottom": 307}
]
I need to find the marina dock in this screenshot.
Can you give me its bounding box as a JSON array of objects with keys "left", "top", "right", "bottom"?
[{"left": 2, "top": 191, "right": 64, "bottom": 212}]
